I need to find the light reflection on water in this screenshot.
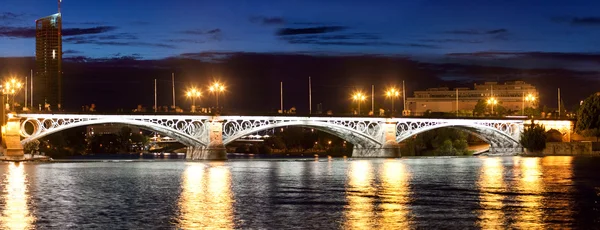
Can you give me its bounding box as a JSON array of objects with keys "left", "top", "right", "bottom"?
[
  {"left": 344, "top": 160, "right": 411, "bottom": 229},
  {"left": 0, "top": 156, "right": 595, "bottom": 229},
  {"left": 0, "top": 163, "right": 34, "bottom": 230},
  {"left": 379, "top": 160, "right": 411, "bottom": 228},
  {"left": 516, "top": 157, "right": 544, "bottom": 229},
  {"left": 344, "top": 160, "right": 375, "bottom": 229},
  {"left": 177, "top": 162, "right": 234, "bottom": 229},
  {"left": 478, "top": 157, "right": 505, "bottom": 229}
]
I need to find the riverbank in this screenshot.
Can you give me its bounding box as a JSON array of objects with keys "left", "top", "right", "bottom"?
[{"left": 0, "top": 154, "right": 52, "bottom": 162}]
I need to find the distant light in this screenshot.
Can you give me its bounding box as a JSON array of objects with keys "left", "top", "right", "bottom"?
[{"left": 52, "top": 50, "right": 56, "bottom": 59}]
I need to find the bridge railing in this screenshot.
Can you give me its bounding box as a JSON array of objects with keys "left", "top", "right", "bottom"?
[{"left": 14, "top": 111, "right": 556, "bottom": 121}]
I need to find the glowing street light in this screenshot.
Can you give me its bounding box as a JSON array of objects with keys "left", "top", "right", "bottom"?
[
  {"left": 208, "top": 82, "right": 226, "bottom": 109},
  {"left": 186, "top": 88, "right": 201, "bottom": 112},
  {"left": 352, "top": 92, "right": 367, "bottom": 115},
  {"left": 385, "top": 87, "right": 400, "bottom": 115},
  {"left": 487, "top": 97, "right": 498, "bottom": 116},
  {"left": 2, "top": 78, "right": 23, "bottom": 111},
  {"left": 522, "top": 93, "right": 536, "bottom": 116}
]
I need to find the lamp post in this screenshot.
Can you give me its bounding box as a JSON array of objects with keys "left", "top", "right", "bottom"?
[
  {"left": 3, "top": 78, "right": 22, "bottom": 111},
  {"left": 209, "top": 82, "right": 225, "bottom": 110},
  {"left": 352, "top": 92, "right": 366, "bottom": 115},
  {"left": 487, "top": 97, "right": 498, "bottom": 116},
  {"left": 522, "top": 93, "right": 536, "bottom": 116},
  {"left": 185, "top": 88, "right": 201, "bottom": 112},
  {"left": 385, "top": 87, "right": 400, "bottom": 116}
]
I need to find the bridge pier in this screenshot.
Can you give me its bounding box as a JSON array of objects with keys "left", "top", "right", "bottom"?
[
  {"left": 186, "top": 120, "right": 227, "bottom": 160},
  {"left": 352, "top": 122, "right": 401, "bottom": 158},
  {"left": 2, "top": 116, "right": 24, "bottom": 159}
]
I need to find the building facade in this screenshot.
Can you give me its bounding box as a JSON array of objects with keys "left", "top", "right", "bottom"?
[
  {"left": 407, "top": 81, "right": 538, "bottom": 115},
  {"left": 35, "top": 13, "right": 62, "bottom": 111}
]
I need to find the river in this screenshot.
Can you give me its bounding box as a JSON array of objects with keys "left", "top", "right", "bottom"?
[{"left": 0, "top": 156, "right": 598, "bottom": 229}]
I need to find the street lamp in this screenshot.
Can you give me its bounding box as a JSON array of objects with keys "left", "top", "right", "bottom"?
[
  {"left": 2, "top": 78, "right": 22, "bottom": 111},
  {"left": 487, "top": 97, "right": 498, "bottom": 116},
  {"left": 385, "top": 87, "right": 400, "bottom": 115},
  {"left": 208, "top": 82, "right": 226, "bottom": 110},
  {"left": 522, "top": 93, "right": 536, "bottom": 116},
  {"left": 352, "top": 92, "right": 366, "bottom": 115},
  {"left": 185, "top": 88, "right": 201, "bottom": 112}
]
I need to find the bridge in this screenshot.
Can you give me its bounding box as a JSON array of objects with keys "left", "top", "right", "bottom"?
[{"left": 1, "top": 113, "right": 570, "bottom": 160}]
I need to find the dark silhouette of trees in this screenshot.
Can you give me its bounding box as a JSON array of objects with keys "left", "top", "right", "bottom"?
[{"left": 576, "top": 92, "right": 600, "bottom": 141}]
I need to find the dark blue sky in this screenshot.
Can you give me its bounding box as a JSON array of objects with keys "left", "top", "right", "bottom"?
[{"left": 2, "top": 0, "right": 600, "bottom": 63}]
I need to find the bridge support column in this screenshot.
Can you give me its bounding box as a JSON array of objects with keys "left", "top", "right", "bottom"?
[
  {"left": 2, "top": 115, "right": 24, "bottom": 159},
  {"left": 186, "top": 120, "right": 227, "bottom": 160},
  {"left": 352, "top": 122, "right": 400, "bottom": 158}
]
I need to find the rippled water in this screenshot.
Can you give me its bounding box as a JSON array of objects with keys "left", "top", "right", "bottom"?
[{"left": 0, "top": 156, "right": 599, "bottom": 229}]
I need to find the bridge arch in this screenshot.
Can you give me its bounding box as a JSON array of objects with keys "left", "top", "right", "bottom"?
[
  {"left": 19, "top": 118, "right": 208, "bottom": 147},
  {"left": 222, "top": 120, "right": 383, "bottom": 147},
  {"left": 396, "top": 122, "right": 521, "bottom": 148}
]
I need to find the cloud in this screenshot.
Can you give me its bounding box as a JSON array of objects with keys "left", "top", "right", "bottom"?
[
  {"left": 164, "top": 39, "right": 205, "bottom": 44},
  {"left": 300, "top": 33, "right": 380, "bottom": 41},
  {"left": 63, "top": 49, "right": 82, "bottom": 54},
  {"left": 68, "top": 40, "right": 175, "bottom": 48},
  {"left": 112, "top": 53, "right": 142, "bottom": 60},
  {"left": 444, "top": 29, "right": 508, "bottom": 35},
  {"left": 62, "top": 26, "right": 117, "bottom": 36},
  {"left": 440, "top": 51, "right": 600, "bottom": 72},
  {"left": 0, "top": 12, "right": 24, "bottom": 21},
  {"left": 64, "top": 36, "right": 174, "bottom": 48},
  {"left": 93, "top": 33, "right": 138, "bottom": 40},
  {"left": 283, "top": 37, "right": 438, "bottom": 48},
  {"left": 446, "top": 51, "right": 600, "bottom": 61},
  {"left": 179, "top": 28, "right": 222, "bottom": 41},
  {"left": 420, "top": 39, "right": 483, "bottom": 44},
  {"left": 0, "top": 26, "right": 35, "bottom": 38},
  {"left": 249, "top": 16, "right": 285, "bottom": 25},
  {"left": 553, "top": 16, "right": 600, "bottom": 26},
  {"left": 181, "top": 28, "right": 221, "bottom": 35},
  {"left": 0, "top": 26, "right": 117, "bottom": 38},
  {"left": 276, "top": 26, "right": 347, "bottom": 36},
  {"left": 64, "top": 21, "right": 105, "bottom": 26}
]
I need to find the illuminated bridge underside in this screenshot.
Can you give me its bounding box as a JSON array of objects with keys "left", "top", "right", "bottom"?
[
  {"left": 220, "top": 116, "right": 385, "bottom": 148},
  {"left": 15, "top": 114, "right": 527, "bottom": 159},
  {"left": 395, "top": 118, "right": 523, "bottom": 154}
]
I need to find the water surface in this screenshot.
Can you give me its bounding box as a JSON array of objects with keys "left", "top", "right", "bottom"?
[{"left": 0, "top": 156, "right": 599, "bottom": 229}]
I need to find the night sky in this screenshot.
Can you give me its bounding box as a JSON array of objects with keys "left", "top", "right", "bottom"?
[{"left": 0, "top": 0, "right": 599, "bottom": 112}]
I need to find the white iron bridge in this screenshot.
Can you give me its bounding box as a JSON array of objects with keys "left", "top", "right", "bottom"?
[{"left": 15, "top": 113, "right": 531, "bottom": 159}]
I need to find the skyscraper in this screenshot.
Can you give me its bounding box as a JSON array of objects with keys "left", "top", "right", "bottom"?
[{"left": 35, "top": 12, "right": 62, "bottom": 110}]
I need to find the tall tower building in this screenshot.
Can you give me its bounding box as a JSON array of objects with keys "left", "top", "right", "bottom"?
[{"left": 35, "top": 12, "right": 62, "bottom": 110}]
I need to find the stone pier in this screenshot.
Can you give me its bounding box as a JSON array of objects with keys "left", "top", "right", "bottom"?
[
  {"left": 186, "top": 120, "right": 227, "bottom": 160},
  {"left": 2, "top": 116, "right": 25, "bottom": 160},
  {"left": 352, "top": 122, "right": 401, "bottom": 158}
]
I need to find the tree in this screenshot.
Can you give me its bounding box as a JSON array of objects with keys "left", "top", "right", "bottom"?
[
  {"left": 520, "top": 123, "right": 546, "bottom": 153},
  {"left": 576, "top": 92, "right": 600, "bottom": 141},
  {"left": 473, "top": 99, "right": 486, "bottom": 116},
  {"left": 24, "top": 140, "right": 40, "bottom": 156},
  {"left": 118, "top": 126, "right": 133, "bottom": 152},
  {"left": 524, "top": 107, "right": 541, "bottom": 118}
]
